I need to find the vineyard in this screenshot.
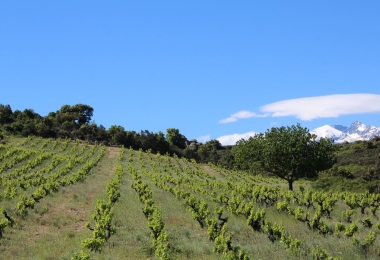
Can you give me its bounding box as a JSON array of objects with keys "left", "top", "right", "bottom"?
[{"left": 0, "top": 137, "right": 380, "bottom": 259}]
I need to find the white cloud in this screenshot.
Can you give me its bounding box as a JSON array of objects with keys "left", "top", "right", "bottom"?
[
  {"left": 260, "top": 94, "right": 380, "bottom": 120},
  {"left": 217, "top": 131, "right": 257, "bottom": 146},
  {"left": 196, "top": 134, "right": 211, "bottom": 143},
  {"left": 219, "top": 110, "right": 267, "bottom": 123}
]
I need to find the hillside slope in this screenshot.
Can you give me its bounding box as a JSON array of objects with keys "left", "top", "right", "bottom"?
[{"left": 0, "top": 137, "right": 379, "bottom": 259}]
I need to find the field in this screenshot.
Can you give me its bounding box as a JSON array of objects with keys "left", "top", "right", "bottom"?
[{"left": 0, "top": 137, "right": 380, "bottom": 259}]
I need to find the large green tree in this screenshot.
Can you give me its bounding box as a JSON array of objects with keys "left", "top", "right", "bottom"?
[
  {"left": 233, "top": 123, "right": 336, "bottom": 190},
  {"left": 166, "top": 128, "right": 187, "bottom": 149},
  {"left": 58, "top": 104, "right": 94, "bottom": 125},
  {"left": 108, "top": 125, "right": 127, "bottom": 145}
]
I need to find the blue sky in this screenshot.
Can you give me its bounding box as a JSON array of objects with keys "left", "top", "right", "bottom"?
[{"left": 1, "top": 1, "right": 380, "bottom": 145}]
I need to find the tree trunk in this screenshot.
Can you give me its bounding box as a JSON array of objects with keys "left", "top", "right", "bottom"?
[{"left": 288, "top": 179, "right": 293, "bottom": 191}]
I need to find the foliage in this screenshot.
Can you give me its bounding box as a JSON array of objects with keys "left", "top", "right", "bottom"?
[
  {"left": 166, "top": 128, "right": 187, "bottom": 149},
  {"left": 352, "top": 231, "right": 377, "bottom": 251},
  {"left": 344, "top": 223, "right": 358, "bottom": 237},
  {"left": 233, "top": 123, "right": 336, "bottom": 190},
  {"left": 71, "top": 251, "right": 91, "bottom": 260}
]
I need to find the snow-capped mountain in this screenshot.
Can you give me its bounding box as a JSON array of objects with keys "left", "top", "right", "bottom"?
[{"left": 310, "top": 121, "right": 380, "bottom": 143}]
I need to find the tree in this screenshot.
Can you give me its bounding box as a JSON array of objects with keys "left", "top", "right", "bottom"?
[
  {"left": 197, "top": 140, "right": 222, "bottom": 163},
  {"left": 57, "top": 104, "right": 94, "bottom": 126},
  {"left": 166, "top": 128, "right": 187, "bottom": 149},
  {"left": 0, "top": 104, "right": 13, "bottom": 125},
  {"left": 125, "top": 131, "right": 139, "bottom": 149},
  {"left": 36, "top": 118, "right": 55, "bottom": 138},
  {"left": 139, "top": 130, "right": 169, "bottom": 154},
  {"left": 233, "top": 123, "right": 336, "bottom": 190},
  {"left": 107, "top": 125, "right": 127, "bottom": 145},
  {"left": 72, "top": 104, "right": 94, "bottom": 125},
  {"left": 218, "top": 148, "right": 235, "bottom": 169},
  {"left": 79, "top": 122, "right": 100, "bottom": 141}
]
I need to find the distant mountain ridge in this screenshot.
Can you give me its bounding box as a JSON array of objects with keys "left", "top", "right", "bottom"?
[{"left": 310, "top": 121, "right": 380, "bottom": 143}]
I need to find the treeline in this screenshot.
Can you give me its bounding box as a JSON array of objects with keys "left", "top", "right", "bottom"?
[{"left": 0, "top": 104, "right": 234, "bottom": 167}]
